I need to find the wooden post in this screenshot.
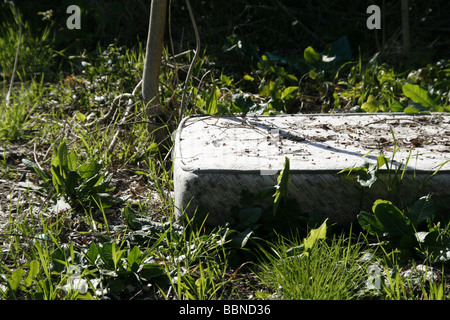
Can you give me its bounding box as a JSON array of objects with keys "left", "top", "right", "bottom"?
[{"left": 142, "top": 0, "right": 167, "bottom": 114}]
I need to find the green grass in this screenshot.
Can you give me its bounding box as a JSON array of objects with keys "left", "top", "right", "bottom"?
[
  {"left": 254, "top": 230, "right": 449, "bottom": 300},
  {"left": 0, "top": 2, "right": 449, "bottom": 300},
  {"left": 254, "top": 231, "right": 375, "bottom": 300}
]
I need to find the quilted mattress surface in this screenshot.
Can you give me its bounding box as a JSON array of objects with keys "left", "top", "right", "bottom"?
[{"left": 173, "top": 113, "right": 450, "bottom": 225}]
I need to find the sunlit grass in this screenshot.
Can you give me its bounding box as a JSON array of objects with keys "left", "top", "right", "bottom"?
[{"left": 254, "top": 232, "right": 375, "bottom": 300}]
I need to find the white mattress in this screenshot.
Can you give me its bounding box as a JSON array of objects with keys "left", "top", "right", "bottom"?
[{"left": 173, "top": 113, "right": 450, "bottom": 225}]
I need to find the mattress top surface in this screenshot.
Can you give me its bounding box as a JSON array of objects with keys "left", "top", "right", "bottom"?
[{"left": 174, "top": 114, "right": 450, "bottom": 173}]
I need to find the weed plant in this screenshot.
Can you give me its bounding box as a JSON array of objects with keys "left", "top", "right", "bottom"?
[{"left": 0, "top": 4, "right": 59, "bottom": 81}]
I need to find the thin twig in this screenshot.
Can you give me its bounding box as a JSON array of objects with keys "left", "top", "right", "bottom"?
[
  {"left": 33, "top": 143, "right": 45, "bottom": 173},
  {"left": 6, "top": 1, "right": 22, "bottom": 107},
  {"left": 106, "top": 79, "right": 143, "bottom": 153},
  {"left": 107, "top": 99, "right": 136, "bottom": 154},
  {"left": 179, "top": 0, "right": 200, "bottom": 120},
  {"left": 85, "top": 80, "right": 142, "bottom": 128}
]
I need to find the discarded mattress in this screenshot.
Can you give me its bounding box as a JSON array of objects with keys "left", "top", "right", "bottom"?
[{"left": 173, "top": 113, "right": 450, "bottom": 226}]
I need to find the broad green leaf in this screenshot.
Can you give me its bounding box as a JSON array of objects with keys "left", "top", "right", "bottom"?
[
  {"left": 408, "top": 195, "right": 435, "bottom": 225},
  {"left": 206, "top": 85, "right": 220, "bottom": 114},
  {"left": 361, "top": 95, "right": 380, "bottom": 112},
  {"left": 111, "top": 242, "right": 125, "bottom": 269},
  {"left": 85, "top": 242, "right": 99, "bottom": 264},
  {"left": 402, "top": 84, "right": 442, "bottom": 111},
  {"left": 76, "top": 292, "right": 97, "bottom": 300},
  {"left": 372, "top": 200, "right": 414, "bottom": 238},
  {"left": 58, "top": 141, "right": 69, "bottom": 171},
  {"left": 51, "top": 145, "right": 60, "bottom": 168},
  {"left": 399, "top": 234, "right": 418, "bottom": 250},
  {"left": 77, "top": 161, "right": 101, "bottom": 180},
  {"left": 65, "top": 170, "right": 80, "bottom": 195},
  {"left": 357, "top": 211, "right": 384, "bottom": 237},
  {"left": 195, "top": 277, "right": 207, "bottom": 295},
  {"left": 376, "top": 155, "right": 389, "bottom": 169},
  {"left": 127, "top": 246, "right": 142, "bottom": 272},
  {"left": 49, "top": 246, "right": 68, "bottom": 273},
  {"left": 9, "top": 268, "right": 24, "bottom": 291},
  {"left": 286, "top": 73, "right": 298, "bottom": 82},
  {"left": 51, "top": 164, "right": 63, "bottom": 194},
  {"left": 304, "top": 220, "right": 327, "bottom": 252},
  {"left": 405, "top": 101, "right": 431, "bottom": 113},
  {"left": 93, "top": 193, "right": 118, "bottom": 208},
  {"left": 78, "top": 173, "right": 103, "bottom": 196},
  {"left": 98, "top": 242, "right": 114, "bottom": 267},
  {"left": 139, "top": 263, "right": 167, "bottom": 282},
  {"left": 24, "top": 260, "right": 40, "bottom": 287},
  {"left": 281, "top": 86, "right": 298, "bottom": 100},
  {"left": 243, "top": 74, "right": 254, "bottom": 81},
  {"left": 304, "top": 46, "right": 322, "bottom": 64},
  {"left": 67, "top": 150, "right": 77, "bottom": 171},
  {"left": 220, "top": 74, "right": 232, "bottom": 86},
  {"left": 94, "top": 172, "right": 113, "bottom": 191},
  {"left": 309, "top": 69, "right": 319, "bottom": 80},
  {"left": 273, "top": 157, "right": 290, "bottom": 215},
  {"left": 148, "top": 142, "right": 159, "bottom": 153},
  {"left": 390, "top": 100, "right": 404, "bottom": 112},
  {"left": 259, "top": 81, "right": 281, "bottom": 99},
  {"left": 52, "top": 141, "right": 77, "bottom": 174}
]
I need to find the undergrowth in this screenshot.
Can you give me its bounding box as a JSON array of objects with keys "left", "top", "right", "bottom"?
[{"left": 0, "top": 1, "right": 449, "bottom": 300}]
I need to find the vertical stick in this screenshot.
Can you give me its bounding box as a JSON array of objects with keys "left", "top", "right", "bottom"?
[
  {"left": 142, "top": 0, "right": 167, "bottom": 113},
  {"left": 6, "top": 1, "right": 22, "bottom": 108},
  {"left": 179, "top": 0, "right": 200, "bottom": 120}
]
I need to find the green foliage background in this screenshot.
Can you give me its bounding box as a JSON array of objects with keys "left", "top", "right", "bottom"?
[{"left": 2, "top": 0, "right": 449, "bottom": 76}]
